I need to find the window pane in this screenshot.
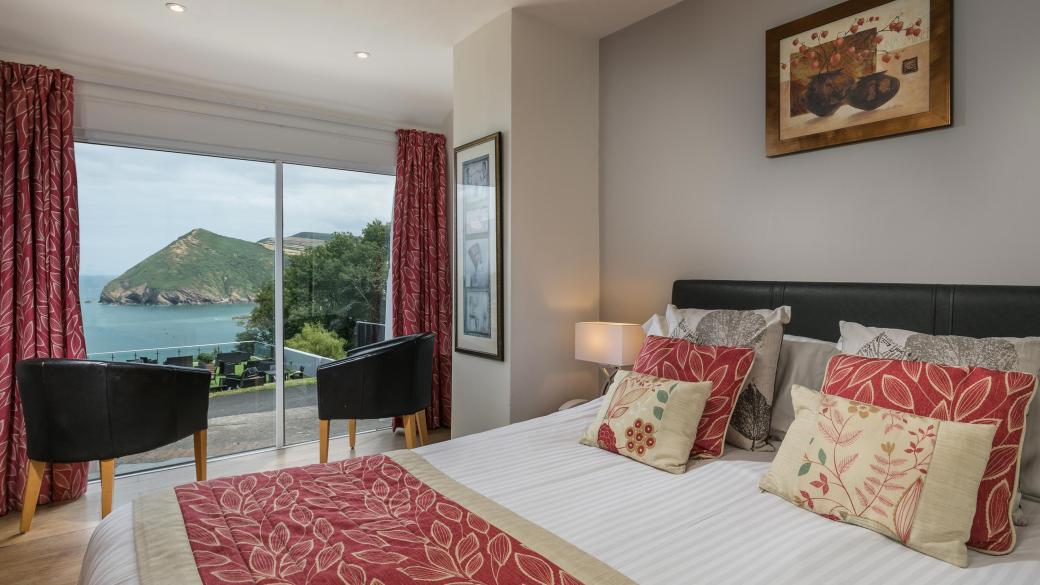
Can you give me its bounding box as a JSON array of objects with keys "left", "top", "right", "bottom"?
[
  {"left": 77, "top": 143, "right": 276, "bottom": 477},
  {"left": 279, "top": 164, "right": 395, "bottom": 446}
]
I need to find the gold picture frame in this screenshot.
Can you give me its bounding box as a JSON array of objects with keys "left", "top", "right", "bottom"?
[{"left": 766, "top": 0, "right": 951, "bottom": 156}]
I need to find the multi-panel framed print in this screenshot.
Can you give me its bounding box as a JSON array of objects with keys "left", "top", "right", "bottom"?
[
  {"left": 454, "top": 132, "right": 504, "bottom": 360},
  {"left": 766, "top": 0, "right": 951, "bottom": 156}
]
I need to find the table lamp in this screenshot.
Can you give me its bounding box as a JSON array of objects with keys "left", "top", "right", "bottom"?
[{"left": 574, "top": 322, "right": 646, "bottom": 395}]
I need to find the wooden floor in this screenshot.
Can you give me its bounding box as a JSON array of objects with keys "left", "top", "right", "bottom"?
[{"left": 0, "top": 427, "right": 449, "bottom": 585}]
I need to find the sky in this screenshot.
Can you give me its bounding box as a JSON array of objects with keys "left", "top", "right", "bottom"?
[{"left": 76, "top": 143, "right": 395, "bottom": 275}]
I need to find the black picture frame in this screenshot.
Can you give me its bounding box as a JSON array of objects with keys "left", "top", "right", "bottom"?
[{"left": 453, "top": 132, "right": 504, "bottom": 360}]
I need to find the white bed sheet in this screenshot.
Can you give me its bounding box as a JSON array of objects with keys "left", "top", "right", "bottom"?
[{"left": 81, "top": 399, "right": 1040, "bottom": 585}]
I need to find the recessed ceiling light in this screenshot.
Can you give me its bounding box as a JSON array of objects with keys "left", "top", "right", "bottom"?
[
  {"left": 166, "top": 2, "right": 186, "bottom": 13},
  {"left": 355, "top": 51, "right": 370, "bottom": 60}
]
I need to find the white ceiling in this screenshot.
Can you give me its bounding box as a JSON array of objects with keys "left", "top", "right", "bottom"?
[{"left": 0, "top": 0, "right": 679, "bottom": 128}]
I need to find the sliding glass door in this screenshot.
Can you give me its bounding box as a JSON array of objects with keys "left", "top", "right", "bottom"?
[
  {"left": 75, "top": 143, "right": 394, "bottom": 476},
  {"left": 279, "top": 164, "right": 396, "bottom": 445}
]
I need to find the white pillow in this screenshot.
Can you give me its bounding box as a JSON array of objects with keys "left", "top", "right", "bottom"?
[{"left": 643, "top": 313, "right": 667, "bottom": 337}]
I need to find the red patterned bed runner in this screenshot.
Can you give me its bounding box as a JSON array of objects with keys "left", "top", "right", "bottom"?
[{"left": 174, "top": 455, "right": 584, "bottom": 585}]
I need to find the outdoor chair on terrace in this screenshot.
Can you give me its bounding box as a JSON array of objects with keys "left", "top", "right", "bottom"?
[
  {"left": 164, "top": 355, "right": 193, "bottom": 367},
  {"left": 225, "top": 367, "right": 264, "bottom": 389}
]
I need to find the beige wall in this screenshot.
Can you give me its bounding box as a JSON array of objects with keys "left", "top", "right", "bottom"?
[
  {"left": 452, "top": 12, "right": 514, "bottom": 437},
  {"left": 451, "top": 10, "right": 600, "bottom": 437},
  {"left": 599, "top": 0, "right": 1040, "bottom": 324},
  {"left": 509, "top": 11, "right": 600, "bottom": 423}
]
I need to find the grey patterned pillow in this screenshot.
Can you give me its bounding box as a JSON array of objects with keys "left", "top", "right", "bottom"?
[{"left": 650, "top": 304, "right": 791, "bottom": 451}]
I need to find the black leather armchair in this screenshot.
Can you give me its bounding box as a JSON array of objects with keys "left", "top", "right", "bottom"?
[
  {"left": 15, "top": 359, "right": 210, "bottom": 532},
  {"left": 315, "top": 332, "right": 434, "bottom": 462}
]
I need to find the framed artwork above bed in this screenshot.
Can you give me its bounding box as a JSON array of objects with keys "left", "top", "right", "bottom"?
[
  {"left": 766, "top": 0, "right": 951, "bottom": 156},
  {"left": 454, "top": 132, "right": 504, "bottom": 360}
]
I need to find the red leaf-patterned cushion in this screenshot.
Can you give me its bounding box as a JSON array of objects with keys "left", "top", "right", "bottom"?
[
  {"left": 822, "top": 354, "right": 1038, "bottom": 554},
  {"left": 633, "top": 336, "right": 755, "bottom": 458}
]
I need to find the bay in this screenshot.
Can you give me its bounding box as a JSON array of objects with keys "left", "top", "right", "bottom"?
[{"left": 79, "top": 275, "right": 255, "bottom": 358}]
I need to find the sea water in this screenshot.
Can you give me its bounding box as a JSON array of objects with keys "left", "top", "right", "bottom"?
[{"left": 79, "top": 275, "right": 254, "bottom": 356}]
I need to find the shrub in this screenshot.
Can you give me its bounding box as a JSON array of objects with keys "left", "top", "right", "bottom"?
[{"left": 286, "top": 323, "right": 347, "bottom": 359}]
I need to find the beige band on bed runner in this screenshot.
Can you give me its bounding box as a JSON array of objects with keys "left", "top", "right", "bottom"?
[
  {"left": 133, "top": 450, "right": 634, "bottom": 585},
  {"left": 387, "top": 451, "right": 635, "bottom": 585},
  {"left": 133, "top": 489, "right": 204, "bottom": 585}
]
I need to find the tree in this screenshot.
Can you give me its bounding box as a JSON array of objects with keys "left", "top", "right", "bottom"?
[
  {"left": 286, "top": 323, "right": 347, "bottom": 360},
  {"left": 236, "top": 280, "right": 274, "bottom": 345},
  {"left": 238, "top": 220, "right": 390, "bottom": 352},
  {"left": 284, "top": 220, "right": 389, "bottom": 347}
]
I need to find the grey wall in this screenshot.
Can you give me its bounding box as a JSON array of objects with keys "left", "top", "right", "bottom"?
[{"left": 600, "top": 0, "right": 1040, "bottom": 324}]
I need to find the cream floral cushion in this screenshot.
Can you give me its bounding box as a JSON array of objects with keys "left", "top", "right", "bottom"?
[
  {"left": 760, "top": 385, "right": 997, "bottom": 567},
  {"left": 580, "top": 370, "right": 712, "bottom": 474}
]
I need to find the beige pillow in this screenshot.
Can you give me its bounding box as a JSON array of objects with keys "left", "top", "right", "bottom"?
[
  {"left": 771, "top": 335, "right": 840, "bottom": 440},
  {"left": 658, "top": 304, "right": 791, "bottom": 451},
  {"left": 760, "top": 385, "right": 997, "bottom": 567},
  {"left": 580, "top": 370, "right": 712, "bottom": 474}
]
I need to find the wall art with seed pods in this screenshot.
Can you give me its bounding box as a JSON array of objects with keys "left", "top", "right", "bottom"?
[{"left": 766, "top": 0, "right": 950, "bottom": 156}]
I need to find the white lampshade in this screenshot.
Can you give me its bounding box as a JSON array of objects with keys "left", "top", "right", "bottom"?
[{"left": 574, "top": 322, "right": 645, "bottom": 367}]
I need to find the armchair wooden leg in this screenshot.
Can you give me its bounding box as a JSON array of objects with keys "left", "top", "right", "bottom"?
[
  {"left": 19, "top": 459, "right": 46, "bottom": 534},
  {"left": 348, "top": 419, "right": 357, "bottom": 450},
  {"left": 319, "top": 419, "right": 330, "bottom": 463},
  {"left": 100, "top": 459, "right": 115, "bottom": 519},
  {"left": 193, "top": 430, "right": 207, "bottom": 482},
  {"left": 414, "top": 410, "right": 428, "bottom": 447},
  {"left": 403, "top": 414, "right": 417, "bottom": 449}
]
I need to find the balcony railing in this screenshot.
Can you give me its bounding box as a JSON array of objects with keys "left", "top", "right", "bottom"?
[
  {"left": 85, "top": 322, "right": 387, "bottom": 389},
  {"left": 355, "top": 320, "right": 386, "bottom": 347}
]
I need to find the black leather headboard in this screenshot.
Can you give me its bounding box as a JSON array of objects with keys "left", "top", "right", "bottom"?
[{"left": 672, "top": 280, "right": 1040, "bottom": 342}]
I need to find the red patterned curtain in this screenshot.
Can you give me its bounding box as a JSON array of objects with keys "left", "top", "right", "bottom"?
[
  {"left": 0, "top": 62, "right": 87, "bottom": 515},
  {"left": 391, "top": 129, "right": 452, "bottom": 428}
]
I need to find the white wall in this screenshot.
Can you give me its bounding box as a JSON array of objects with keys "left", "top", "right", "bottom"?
[
  {"left": 599, "top": 0, "right": 1040, "bottom": 324},
  {"left": 451, "top": 10, "right": 600, "bottom": 437},
  {"left": 0, "top": 49, "right": 404, "bottom": 173}
]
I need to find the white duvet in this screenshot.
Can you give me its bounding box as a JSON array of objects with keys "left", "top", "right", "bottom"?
[{"left": 80, "top": 399, "right": 1040, "bottom": 585}]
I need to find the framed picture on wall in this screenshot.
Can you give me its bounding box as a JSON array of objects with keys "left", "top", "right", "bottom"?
[
  {"left": 766, "top": 0, "right": 951, "bottom": 156},
  {"left": 454, "top": 132, "right": 504, "bottom": 360}
]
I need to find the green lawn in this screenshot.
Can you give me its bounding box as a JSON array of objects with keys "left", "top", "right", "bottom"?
[{"left": 191, "top": 359, "right": 313, "bottom": 396}]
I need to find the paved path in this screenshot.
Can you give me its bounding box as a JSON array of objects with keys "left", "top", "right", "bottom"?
[
  {"left": 111, "top": 383, "right": 393, "bottom": 474},
  {"left": 207, "top": 381, "right": 321, "bottom": 418}
]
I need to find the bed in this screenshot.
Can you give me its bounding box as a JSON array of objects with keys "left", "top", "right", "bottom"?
[{"left": 79, "top": 280, "right": 1040, "bottom": 585}]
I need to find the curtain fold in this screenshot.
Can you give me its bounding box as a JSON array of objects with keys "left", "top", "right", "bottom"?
[
  {"left": 391, "top": 129, "right": 452, "bottom": 429},
  {"left": 0, "top": 61, "right": 87, "bottom": 515}
]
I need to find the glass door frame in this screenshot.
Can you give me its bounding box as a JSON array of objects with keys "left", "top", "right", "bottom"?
[
  {"left": 274, "top": 161, "right": 286, "bottom": 448},
  {"left": 75, "top": 139, "right": 396, "bottom": 455}
]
